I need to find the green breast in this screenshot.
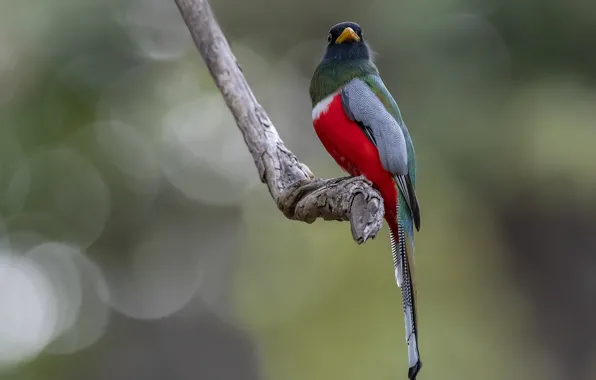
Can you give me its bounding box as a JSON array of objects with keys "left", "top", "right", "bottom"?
[{"left": 309, "top": 59, "right": 379, "bottom": 106}]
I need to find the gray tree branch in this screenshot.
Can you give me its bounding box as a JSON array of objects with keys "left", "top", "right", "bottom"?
[{"left": 174, "top": 0, "right": 384, "bottom": 243}]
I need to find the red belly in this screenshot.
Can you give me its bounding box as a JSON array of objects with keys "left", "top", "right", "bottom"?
[{"left": 313, "top": 94, "right": 397, "bottom": 219}]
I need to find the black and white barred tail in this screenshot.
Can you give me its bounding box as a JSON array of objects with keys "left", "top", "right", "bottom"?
[{"left": 390, "top": 225, "right": 422, "bottom": 380}]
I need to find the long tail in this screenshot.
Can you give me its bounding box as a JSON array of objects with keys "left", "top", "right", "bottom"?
[{"left": 389, "top": 220, "right": 422, "bottom": 379}]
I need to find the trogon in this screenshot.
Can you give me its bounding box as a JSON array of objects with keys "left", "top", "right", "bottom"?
[{"left": 309, "top": 21, "right": 423, "bottom": 380}]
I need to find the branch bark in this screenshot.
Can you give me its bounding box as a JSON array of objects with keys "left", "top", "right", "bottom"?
[{"left": 174, "top": 0, "right": 384, "bottom": 243}]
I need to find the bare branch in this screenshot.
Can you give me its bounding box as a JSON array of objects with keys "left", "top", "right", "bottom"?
[{"left": 174, "top": 0, "right": 384, "bottom": 243}]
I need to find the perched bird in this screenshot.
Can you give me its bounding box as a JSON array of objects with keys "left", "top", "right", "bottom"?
[{"left": 309, "top": 22, "right": 422, "bottom": 379}]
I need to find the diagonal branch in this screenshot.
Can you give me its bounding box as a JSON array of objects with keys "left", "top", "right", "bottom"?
[{"left": 174, "top": 0, "right": 384, "bottom": 243}]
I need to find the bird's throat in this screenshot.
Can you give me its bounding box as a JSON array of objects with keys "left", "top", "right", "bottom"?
[{"left": 309, "top": 59, "right": 378, "bottom": 106}]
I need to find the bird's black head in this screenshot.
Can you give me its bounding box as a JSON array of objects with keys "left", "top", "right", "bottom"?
[{"left": 323, "top": 21, "right": 371, "bottom": 62}]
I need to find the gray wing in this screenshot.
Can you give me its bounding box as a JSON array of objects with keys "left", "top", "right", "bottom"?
[{"left": 340, "top": 78, "right": 408, "bottom": 176}]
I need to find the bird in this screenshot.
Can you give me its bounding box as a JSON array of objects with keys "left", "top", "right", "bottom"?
[{"left": 309, "top": 21, "right": 422, "bottom": 379}]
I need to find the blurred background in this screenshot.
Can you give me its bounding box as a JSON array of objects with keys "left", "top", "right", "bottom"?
[{"left": 0, "top": 0, "right": 595, "bottom": 379}]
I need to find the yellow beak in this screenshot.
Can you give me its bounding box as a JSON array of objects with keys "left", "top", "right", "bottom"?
[{"left": 335, "top": 27, "right": 360, "bottom": 44}]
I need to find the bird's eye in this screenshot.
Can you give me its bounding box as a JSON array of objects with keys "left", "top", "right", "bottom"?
[{"left": 327, "top": 34, "right": 332, "bottom": 43}]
